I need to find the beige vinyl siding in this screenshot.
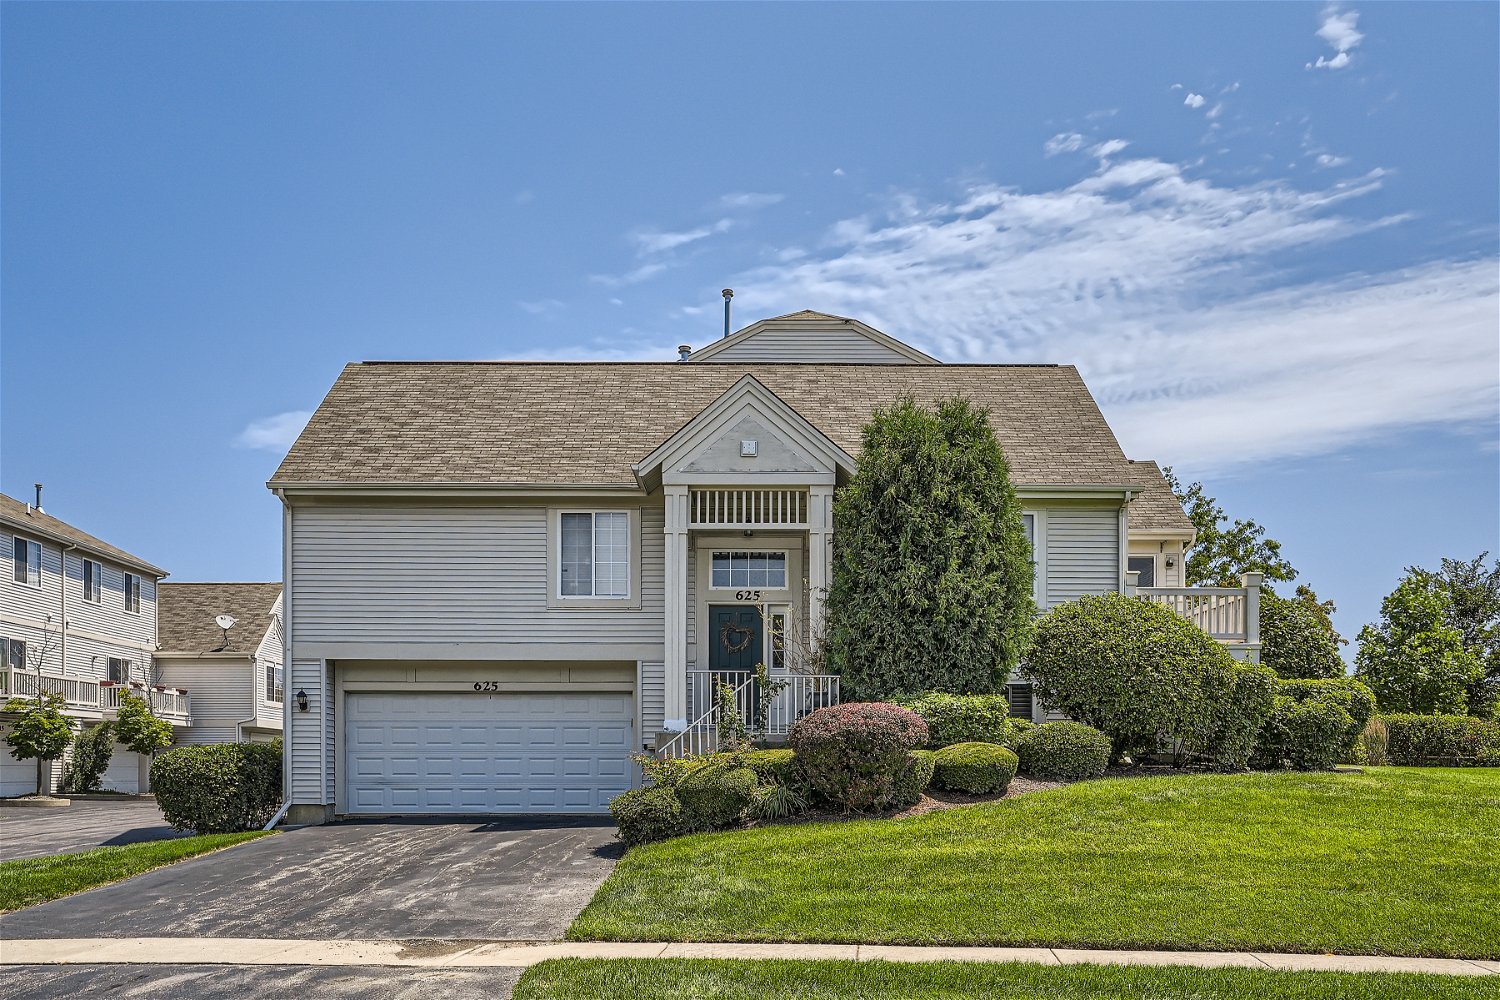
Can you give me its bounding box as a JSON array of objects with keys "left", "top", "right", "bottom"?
[
  {"left": 290, "top": 504, "right": 665, "bottom": 648},
  {"left": 61, "top": 551, "right": 157, "bottom": 650},
  {"left": 156, "top": 656, "right": 256, "bottom": 744},
  {"left": 2, "top": 526, "right": 64, "bottom": 626},
  {"left": 289, "top": 658, "right": 325, "bottom": 801},
  {"left": 1044, "top": 504, "right": 1121, "bottom": 607},
  {"left": 639, "top": 661, "right": 665, "bottom": 736},
  {"left": 694, "top": 326, "right": 917, "bottom": 364}
]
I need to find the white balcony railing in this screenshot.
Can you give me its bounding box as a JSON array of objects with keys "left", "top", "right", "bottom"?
[
  {"left": 1136, "top": 572, "right": 1263, "bottom": 646},
  {"left": 664, "top": 669, "right": 841, "bottom": 759},
  {"left": 1, "top": 669, "right": 190, "bottom": 725},
  {"left": 690, "top": 488, "right": 808, "bottom": 529}
]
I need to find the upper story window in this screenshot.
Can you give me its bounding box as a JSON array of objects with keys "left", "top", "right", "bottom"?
[
  {"left": 711, "top": 551, "right": 788, "bottom": 589},
  {"left": 559, "top": 512, "right": 630, "bottom": 599},
  {"left": 123, "top": 573, "right": 141, "bottom": 614},
  {"left": 3, "top": 637, "right": 26, "bottom": 672},
  {"left": 82, "top": 559, "right": 103, "bottom": 603},
  {"left": 108, "top": 657, "right": 131, "bottom": 683},
  {"left": 265, "top": 662, "right": 284, "bottom": 703},
  {"left": 1127, "top": 555, "right": 1157, "bottom": 588},
  {"left": 12, "top": 537, "right": 41, "bottom": 587}
]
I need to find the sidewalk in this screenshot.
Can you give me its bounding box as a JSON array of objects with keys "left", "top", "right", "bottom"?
[{"left": 2, "top": 938, "right": 1495, "bottom": 976}]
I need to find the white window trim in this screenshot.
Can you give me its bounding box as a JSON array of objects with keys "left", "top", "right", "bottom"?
[
  {"left": 1022, "top": 509, "right": 1047, "bottom": 609},
  {"left": 709, "top": 549, "right": 791, "bottom": 591},
  {"left": 122, "top": 572, "right": 141, "bottom": 614},
  {"left": 13, "top": 536, "right": 42, "bottom": 588},
  {"left": 1127, "top": 554, "right": 1160, "bottom": 590},
  {"left": 546, "top": 508, "right": 642, "bottom": 610},
  {"left": 767, "top": 605, "right": 792, "bottom": 673},
  {"left": 264, "top": 661, "right": 285, "bottom": 704},
  {"left": 82, "top": 558, "right": 104, "bottom": 604}
]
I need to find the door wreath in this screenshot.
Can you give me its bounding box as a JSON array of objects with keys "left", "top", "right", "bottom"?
[{"left": 720, "top": 620, "right": 755, "bottom": 654}]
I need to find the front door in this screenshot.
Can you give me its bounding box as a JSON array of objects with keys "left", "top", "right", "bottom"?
[{"left": 709, "top": 605, "right": 763, "bottom": 673}]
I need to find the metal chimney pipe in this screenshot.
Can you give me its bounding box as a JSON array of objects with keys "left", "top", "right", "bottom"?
[
  {"left": 34, "top": 483, "right": 43, "bottom": 512},
  {"left": 677, "top": 344, "right": 692, "bottom": 362},
  {"left": 721, "top": 288, "right": 734, "bottom": 337}
]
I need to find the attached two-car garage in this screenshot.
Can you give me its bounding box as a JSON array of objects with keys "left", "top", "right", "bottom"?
[{"left": 337, "top": 663, "right": 637, "bottom": 816}]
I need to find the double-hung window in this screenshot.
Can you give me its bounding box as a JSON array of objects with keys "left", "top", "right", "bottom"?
[
  {"left": 265, "top": 662, "right": 284, "bottom": 703},
  {"left": 108, "top": 657, "right": 131, "bottom": 683},
  {"left": 559, "top": 512, "right": 630, "bottom": 599},
  {"left": 3, "top": 637, "right": 26, "bottom": 672},
  {"left": 123, "top": 573, "right": 141, "bottom": 613},
  {"left": 13, "top": 537, "right": 41, "bottom": 587},
  {"left": 82, "top": 559, "right": 103, "bottom": 603}
]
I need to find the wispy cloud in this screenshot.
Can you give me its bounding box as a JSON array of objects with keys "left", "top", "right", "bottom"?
[
  {"left": 1044, "top": 132, "right": 1085, "bottom": 156},
  {"left": 518, "top": 298, "right": 565, "bottom": 316},
  {"left": 715, "top": 151, "right": 1496, "bottom": 474},
  {"left": 1184, "top": 93, "right": 1207, "bottom": 109},
  {"left": 1091, "top": 139, "right": 1130, "bottom": 158},
  {"left": 1314, "top": 153, "right": 1351, "bottom": 168},
  {"left": 630, "top": 218, "right": 733, "bottom": 255},
  {"left": 589, "top": 262, "right": 669, "bottom": 288},
  {"left": 718, "top": 192, "right": 785, "bottom": 211},
  {"left": 235, "top": 410, "right": 312, "bottom": 452},
  {"left": 1309, "top": 6, "right": 1363, "bottom": 69}
]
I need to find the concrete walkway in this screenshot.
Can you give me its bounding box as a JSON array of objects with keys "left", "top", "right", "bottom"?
[{"left": 2, "top": 938, "right": 1494, "bottom": 976}]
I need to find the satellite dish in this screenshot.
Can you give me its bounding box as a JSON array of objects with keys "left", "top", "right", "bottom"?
[{"left": 215, "top": 615, "right": 238, "bottom": 631}]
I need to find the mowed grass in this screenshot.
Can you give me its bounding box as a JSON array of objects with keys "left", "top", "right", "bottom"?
[
  {"left": 0, "top": 832, "right": 269, "bottom": 912},
  {"left": 513, "top": 958, "right": 1499, "bottom": 1000},
  {"left": 570, "top": 768, "right": 1500, "bottom": 957}
]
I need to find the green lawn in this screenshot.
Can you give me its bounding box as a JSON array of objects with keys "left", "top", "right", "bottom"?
[
  {"left": 0, "top": 832, "right": 270, "bottom": 912},
  {"left": 513, "top": 959, "right": 1499, "bottom": 999},
  {"left": 570, "top": 768, "right": 1500, "bottom": 958}
]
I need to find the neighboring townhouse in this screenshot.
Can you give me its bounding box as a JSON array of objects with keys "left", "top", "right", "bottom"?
[
  {"left": 1, "top": 491, "right": 187, "bottom": 796},
  {"left": 155, "top": 583, "right": 284, "bottom": 745},
  {"left": 270, "top": 309, "right": 1261, "bottom": 822}
]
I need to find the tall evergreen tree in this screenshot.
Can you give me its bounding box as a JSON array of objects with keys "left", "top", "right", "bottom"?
[{"left": 824, "top": 396, "right": 1034, "bottom": 700}]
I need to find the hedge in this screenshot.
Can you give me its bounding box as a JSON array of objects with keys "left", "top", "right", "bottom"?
[
  {"left": 151, "top": 742, "right": 282, "bottom": 833},
  {"left": 790, "top": 703, "right": 929, "bottom": 812},
  {"left": 1381, "top": 714, "right": 1500, "bottom": 766},
  {"left": 675, "top": 763, "right": 758, "bottom": 828},
  {"left": 1015, "top": 721, "right": 1111, "bottom": 780},
  {"left": 610, "top": 786, "right": 688, "bottom": 846},
  {"left": 1254, "top": 678, "right": 1376, "bottom": 771},
  {"left": 742, "top": 748, "right": 796, "bottom": 785},
  {"left": 931, "top": 742, "right": 1018, "bottom": 794},
  {"left": 899, "top": 693, "right": 1012, "bottom": 749}
]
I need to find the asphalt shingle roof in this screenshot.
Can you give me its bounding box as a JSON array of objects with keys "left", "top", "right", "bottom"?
[
  {"left": 157, "top": 582, "right": 282, "bottom": 654},
  {"left": 0, "top": 493, "right": 168, "bottom": 577},
  {"left": 1128, "top": 460, "right": 1194, "bottom": 534},
  {"left": 271, "top": 363, "right": 1141, "bottom": 488}
]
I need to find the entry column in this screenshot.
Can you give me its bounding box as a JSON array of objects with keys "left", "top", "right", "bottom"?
[{"left": 663, "top": 485, "right": 690, "bottom": 730}]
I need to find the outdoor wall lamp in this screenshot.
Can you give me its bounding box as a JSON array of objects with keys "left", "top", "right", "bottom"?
[
  {"left": 296, "top": 689, "right": 309, "bottom": 712},
  {"left": 1165, "top": 557, "right": 1177, "bottom": 568}
]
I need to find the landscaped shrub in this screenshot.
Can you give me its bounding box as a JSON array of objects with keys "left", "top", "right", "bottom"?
[
  {"left": 610, "top": 786, "right": 688, "bottom": 846},
  {"left": 789, "top": 702, "right": 929, "bottom": 812},
  {"left": 1015, "top": 721, "right": 1111, "bottom": 780},
  {"left": 749, "top": 780, "right": 809, "bottom": 821},
  {"left": 1259, "top": 590, "right": 1346, "bottom": 679},
  {"left": 892, "top": 751, "right": 938, "bottom": 807},
  {"left": 151, "top": 742, "right": 282, "bottom": 833},
  {"left": 1382, "top": 714, "right": 1500, "bottom": 766},
  {"left": 61, "top": 722, "right": 115, "bottom": 793},
  {"left": 931, "top": 742, "right": 1018, "bottom": 795},
  {"left": 742, "top": 748, "right": 796, "bottom": 785},
  {"left": 674, "top": 763, "right": 758, "bottom": 828},
  {"left": 900, "top": 692, "right": 1011, "bottom": 749},
  {"left": 1358, "top": 718, "right": 1389, "bottom": 765},
  {"left": 1003, "top": 717, "right": 1036, "bottom": 750},
  {"left": 1022, "top": 592, "right": 1277, "bottom": 768},
  {"left": 1256, "top": 695, "right": 1352, "bottom": 771}
]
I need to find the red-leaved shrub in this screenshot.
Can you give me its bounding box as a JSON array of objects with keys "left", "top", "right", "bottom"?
[{"left": 789, "top": 703, "right": 929, "bottom": 812}]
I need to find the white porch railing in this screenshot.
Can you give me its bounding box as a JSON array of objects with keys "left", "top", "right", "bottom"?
[
  {"left": 690, "top": 488, "right": 808, "bottom": 529},
  {"left": 663, "top": 670, "right": 841, "bottom": 760},
  {"left": 1, "top": 669, "right": 190, "bottom": 725},
  {"left": 1137, "top": 573, "right": 1262, "bottom": 645}
]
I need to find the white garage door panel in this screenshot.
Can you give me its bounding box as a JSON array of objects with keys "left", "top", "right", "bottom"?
[{"left": 344, "top": 691, "right": 632, "bottom": 814}]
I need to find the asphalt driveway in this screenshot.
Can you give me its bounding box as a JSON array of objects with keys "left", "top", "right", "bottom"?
[
  {"left": 0, "top": 965, "right": 524, "bottom": 1000},
  {"left": 0, "top": 816, "right": 623, "bottom": 940},
  {"left": 0, "top": 799, "right": 184, "bottom": 861}
]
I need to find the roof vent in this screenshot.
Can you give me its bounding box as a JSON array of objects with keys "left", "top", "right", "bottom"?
[
  {"left": 677, "top": 345, "right": 692, "bottom": 362},
  {"left": 33, "top": 483, "right": 44, "bottom": 514},
  {"left": 722, "top": 288, "right": 734, "bottom": 338}
]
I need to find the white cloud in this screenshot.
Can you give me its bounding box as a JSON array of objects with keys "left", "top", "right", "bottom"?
[
  {"left": 832, "top": 167, "right": 845, "bottom": 177},
  {"left": 1091, "top": 139, "right": 1130, "bottom": 158},
  {"left": 1170, "top": 83, "right": 1184, "bottom": 90},
  {"left": 588, "top": 262, "right": 669, "bottom": 288},
  {"left": 1184, "top": 93, "right": 1206, "bottom": 109},
  {"left": 1044, "top": 132, "right": 1085, "bottom": 156},
  {"left": 714, "top": 153, "right": 1496, "bottom": 474},
  {"left": 1309, "top": 6, "right": 1362, "bottom": 69},
  {"left": 1314, "top": 153, "right": 1351, "bottom": 168},
  {"left": 1206, "top": 102, "right": 1225, "bottom": 120},
  {"left": 630, "top": 218, "right": 733, "bottom": 255},
  {"left": 609, "top": 297, "right": 624, "bottom": 306},
  {"left": 518, "top": 298, "right": 565, "bottom": 316},
  {"left": 235, "top": 410, "right": 312, "bottom": 452},
  {"left": 718, "top": 192, "right": 785, "bottom": 210}
]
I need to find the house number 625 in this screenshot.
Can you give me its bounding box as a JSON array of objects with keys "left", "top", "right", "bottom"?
[
  {"left": 734, "top": 590, "right": 763, "bottom": 601},
  {"left": 473, "top": 681, "right": 502, "bottom": 692}
]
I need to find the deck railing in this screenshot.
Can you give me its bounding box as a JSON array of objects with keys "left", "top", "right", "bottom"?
[
  {"left": 1, "top": 669, "right": 190, "bottom": 725},
  {"left": 664, "top": 670, "right": 841, "bottom": 760},
  {"left": 1136, "top": 572, "right": 1262, "bottom": 646}
]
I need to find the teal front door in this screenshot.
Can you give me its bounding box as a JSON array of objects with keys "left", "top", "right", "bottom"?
[{"left": 709, "top": 605, "right": 763, "bottom": 673}]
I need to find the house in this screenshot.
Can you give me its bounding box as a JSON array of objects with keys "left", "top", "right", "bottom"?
[
  {"left": 0, "top": 490, "right": 188, "bottom": 796},
  {"left": 155, "top": 583, "right": 284, "bottom": 745},
  {"left": 270, "top": 309, "right": 1259, "bottom": 822}
]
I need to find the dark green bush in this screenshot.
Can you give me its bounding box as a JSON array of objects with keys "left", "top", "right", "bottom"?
[
  {"left": 1022, "top": 592, "right": 1277, "bottom": 769},
  {"left": 610, "top": 786, "right": 688, "bottom": 846},
  {"left": 1003, "top": 717, "right": 1036, "bottom": 750},
  {"left": 931, "top": 742, "right": 1018, "bottom": 795},
  {"left": 151, "top": 742, "right": 282, "bottom": 833},
  {"left": 1382, "top": 714, "right": 1500, "bottom": 766},
  {"left": 900, "top": 693, "right": 1012, "bottom": 749},
  {"left": 675, "top": 763, "right": 758, "bottom": 828},
  {"left": 61, "top": 722, "right": 115, "bottom": 793},
  {"left": 790, "top": 703, "right": 929, "bottom": 812},
  {"left": 742, "top": 748, "right": 796, "bottom": 785},
  {"left": 1260, "top": 590, "right": 1346, "bottom": 679},
  {"left": 1255, "top": 678, "right": 1378, "bottom": 771},
  {"left": 1015, "top": 721, "right": 1111, "bottom": 779},
  {"left": 893, "top": 750, "right": 938, "bottom": 807}
]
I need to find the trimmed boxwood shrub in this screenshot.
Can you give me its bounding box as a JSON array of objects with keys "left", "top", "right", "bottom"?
[
  {"left": 610, "top": 786, "right": 687, "bottom": 846},
  {"left": 789, "top": 703, "right": 929, "bottom": 812},
  {"left": 895, "top": 750, "right": 938, "bottom": 806},
  {"left": 900, "top": 693, "right": 1012, "bottom": 749},
  {"left": 1023, "top": 592, "right": 1277, "bottom": 769},
  {"left": 1255, "top": 678, "right": 1376, "bottom": 770},
  {"left": 1003, "top": 717, "right": 1036, "bottom": 750},
  {"left": 1382, "top": 714, "right": 1500, "bottom": 766},
  {"left": 742, "top": 748, "right": 796, "bottom": 785},
  {"left": 675, "top": 763, "right": 758, "bottom": 828},
  {"left": 151, "top": 742, "right": 282, "bottom": 833},
  {"left": 1015, "top": 721, "right": 1111, "bottom": 780},
  {"left": 932, "top": 742, "right": 1019, "bottom": 794}
]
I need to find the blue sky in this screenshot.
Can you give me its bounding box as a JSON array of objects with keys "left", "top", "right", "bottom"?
[{"left": 3, "top": 3, "right": 1496, "bottom": 653}]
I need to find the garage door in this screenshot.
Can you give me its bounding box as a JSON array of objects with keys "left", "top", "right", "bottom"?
[{"left": 344, "top": 691, "right": 633, "bottom": 814}]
